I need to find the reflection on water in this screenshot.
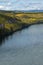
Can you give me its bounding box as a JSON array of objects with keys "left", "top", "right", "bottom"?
[
  {"left": 0, "top": 36, "right": 5, "bottom": 45},
  {"left": 0, "top": 33, "right": 14, "bottom": 46},
  {"left": 0, "top": 24, "right": 43, "bottom": 65}
]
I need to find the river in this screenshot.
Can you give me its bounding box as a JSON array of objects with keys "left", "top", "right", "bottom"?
[{"left": 0, "top": 24, "right": 43, "bottom": 65}]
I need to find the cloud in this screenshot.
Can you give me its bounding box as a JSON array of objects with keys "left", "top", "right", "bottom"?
[
  {"left": 0, "top": 0, "right": 43, "bottom": 10},
  {"left": 7, "top": 2, "right": 11, "bottom": 5},
  {"left": 0, "top": 5, "right": 5, "bottom": 9}
]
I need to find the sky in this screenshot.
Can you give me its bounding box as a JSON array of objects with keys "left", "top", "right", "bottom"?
[{"left": 0, "top": 0, "right": 43, "bottom": 10}]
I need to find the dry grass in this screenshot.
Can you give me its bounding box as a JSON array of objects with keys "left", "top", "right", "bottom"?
[{"left": 15, "top": 13, "right": 43, "bottom": 24}]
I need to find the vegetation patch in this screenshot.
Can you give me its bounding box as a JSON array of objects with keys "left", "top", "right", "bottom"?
[{"left": 0, "top": 11, "right": 43, "bottom": 36}]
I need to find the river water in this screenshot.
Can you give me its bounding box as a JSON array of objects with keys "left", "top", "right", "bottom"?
[{"left": 0, "top": 24, "right": 43, "bottom": 65}]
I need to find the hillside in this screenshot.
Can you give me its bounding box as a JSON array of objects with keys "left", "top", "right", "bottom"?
[{"left": 0, "top": 11, "right": 43, "bottom": 37}]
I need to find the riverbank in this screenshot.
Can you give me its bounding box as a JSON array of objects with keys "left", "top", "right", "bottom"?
[
  {"left": 0, "top": 21, "right": 43, "bottom": 38},
  {"left": 0, "top": 11, "right": 43, "bottom": 38}
]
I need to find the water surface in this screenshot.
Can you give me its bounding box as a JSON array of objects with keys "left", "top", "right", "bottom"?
[{"left": 0, "top": 24, "right": 43, "bottom": 65}]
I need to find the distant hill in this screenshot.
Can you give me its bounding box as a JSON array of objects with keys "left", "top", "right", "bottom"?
[
  {"left": 0, "top": 10, "right": 43, "bottom": 13},
  {"left": 14, "top": 10, "right": 43, "bottom": 13}
]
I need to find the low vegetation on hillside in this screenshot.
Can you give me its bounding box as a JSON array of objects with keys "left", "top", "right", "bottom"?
[{"left": 0, "top": 11, "right": 43, "bottom": 36}]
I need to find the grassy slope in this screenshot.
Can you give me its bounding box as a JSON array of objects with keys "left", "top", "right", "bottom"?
[
  {"left": 15, "top": 13, "right": 43, "bottom": 24},
  {"left": 0, "top": 12, "right": 22, "bottom": 35},
  {"left": 0, "top": 11, "right": 43, "bottom": 36}
]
